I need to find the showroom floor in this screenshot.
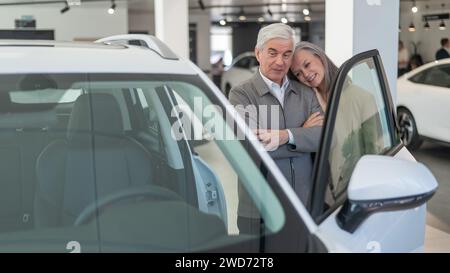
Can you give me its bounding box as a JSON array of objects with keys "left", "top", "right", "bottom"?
[{"left": 412, "top": 141, "right": 450, "bottom": 252}]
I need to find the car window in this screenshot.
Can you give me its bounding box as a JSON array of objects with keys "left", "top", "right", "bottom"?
[
  {"left": 325, "top": 57, "right": 395, "bottom": 205},
  {"left": 10, "top": 89, "right": 83, "bottom": 104},
  {"left": 422, "top": 65, "right": 450, "bottom": 88},
  {"left": 249, "top": 57, "right": 259, "bottom": 69},
  {"left": 162, "top": 81, "right": 285, "bottom": 237},
  {"left": 409, "top": 64, "right": 450, "bottom": 88},
  {"left": 408, "top": 70, "right": 426, "bottom": 83},
  {"left": 0, "top": 73, "right": 292, "bottom": 252},
  {"left": 234, "top": 56, "right": 251, "bottom": 69}
]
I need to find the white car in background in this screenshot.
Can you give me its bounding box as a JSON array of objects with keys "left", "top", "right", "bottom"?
[
  {"left": 220, "top": 52, "right": 258, "bottom": 97},
  {"left": 397, "top": 59, "right": 450, "bottom": 150},
  {"left": 0, "top": 36, "right": 438, "bottom": 253}
]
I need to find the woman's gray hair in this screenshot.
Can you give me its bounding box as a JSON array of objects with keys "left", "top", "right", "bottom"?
[
  {"left": 255, "top": 23, "right": 295, "bottom": 50},
  {"left": 293, "top": 41, "right": 338, "bottom": 102}
]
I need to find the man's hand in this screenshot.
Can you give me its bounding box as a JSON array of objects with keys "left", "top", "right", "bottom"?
[
  {"left": 303, "top": 112, "right": 324, "bottom": 128},
  {"left": 253, "top": 129, "right": 289, "bottom": 151}
]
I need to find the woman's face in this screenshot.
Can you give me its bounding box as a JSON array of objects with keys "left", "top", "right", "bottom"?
[{"left": 291, "top": 49, "right": 325, "bottom": 89}]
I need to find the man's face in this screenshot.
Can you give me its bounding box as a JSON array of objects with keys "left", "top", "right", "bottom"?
[
  {"left": 255, "top": 38, "right": 294, "bottom": 85},
  {"left": 445, "top": 40, "right": 450, "bottom": 48}
]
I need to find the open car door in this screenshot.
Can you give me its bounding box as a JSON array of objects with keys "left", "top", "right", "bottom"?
[{"left": 311, "top": 50, "right": 438, "bottom": 252}]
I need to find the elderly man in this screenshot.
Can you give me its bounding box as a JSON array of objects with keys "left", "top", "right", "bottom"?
[{"left": 229, "top": 23, "right": 323, "bottom": 234}]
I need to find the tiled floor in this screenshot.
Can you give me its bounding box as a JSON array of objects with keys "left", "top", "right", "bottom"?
[
  {"left": 425, "top": 224, "right": 450, "bottom": 252},
  {"left": 412, "top": 141, "right": 450, "bottom": 253}
]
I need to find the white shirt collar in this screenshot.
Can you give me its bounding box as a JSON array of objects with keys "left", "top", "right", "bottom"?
[{"left": 259, "top": 69, "right": 290, "bottom": 93}]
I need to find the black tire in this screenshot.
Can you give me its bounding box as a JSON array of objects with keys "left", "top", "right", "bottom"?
[{"left": 397, "top": 107, "right": 423, "bottom": 150}]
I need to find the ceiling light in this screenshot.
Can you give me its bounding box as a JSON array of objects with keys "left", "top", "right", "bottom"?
[
  {"left": 408, "top": 22, "right": 416, "bottom": 32},
  {"left": 67, "top": 0, "right": 80, "bottom": 6},
  {"left": 411, "top": 1, "right": 418, "bottom": 13},
  {"left": 108, "top": 0, "right": 116, "bottom": 14},
  {"left": 219, "top": 19, "right": 226, "bottom": 26},
  {"left": 439, "top": 20, "right": 446, "bottom": 30},
  {"left": 303, "top": 8, "right": 310, "bottom": 16},
  {"left": 281, "top": 17, "right": 288, "bottom": 24},
  {"left": 258, "top": 17, "right": 265, "bottom": 22},
  {"left": 304, "top": 15, "right": 311, "bottom": 22},
  {"left": 238, "top": 7, "right": 246, "bottom": 21}
]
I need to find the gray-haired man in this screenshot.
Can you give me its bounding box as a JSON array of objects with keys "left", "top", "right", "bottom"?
[{"left": 229, "top": 23, "right": 323, "bottom": 234}]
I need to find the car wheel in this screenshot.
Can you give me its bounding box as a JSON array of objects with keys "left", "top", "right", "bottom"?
[
  {"left": 397, "top": 107, "right": 423, "bottom": 150},
  {"left": 225, "top": 84, "right": 231, "bottom": 98}
]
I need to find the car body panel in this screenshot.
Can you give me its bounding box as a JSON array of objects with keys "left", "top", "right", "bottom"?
[
  {"left": 0, "top": 40, "right": 196, "bottom": 75},
  {"left": 397, "top": 59, "right": 450, "bottom": 143}
]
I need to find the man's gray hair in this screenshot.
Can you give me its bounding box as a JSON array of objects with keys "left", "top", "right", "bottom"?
[{"left": 255, "top": 23, "right": 295, "bottom": 50}]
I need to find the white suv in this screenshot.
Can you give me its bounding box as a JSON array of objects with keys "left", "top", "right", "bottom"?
[{"left": 0, "top": 36, "right": 437, "bottom": 252}]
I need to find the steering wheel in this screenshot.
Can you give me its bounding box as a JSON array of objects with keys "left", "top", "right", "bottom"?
[{"left": 74, "top": 185, "right": 182, "bottom": 226}]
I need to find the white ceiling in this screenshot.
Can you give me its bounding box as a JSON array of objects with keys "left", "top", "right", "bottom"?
[
  {"left": 188, "top": 0, "right": 325, "bottom": 22},
  {"left": 0, "top": 0, "right": 447, "bottom": 22}
]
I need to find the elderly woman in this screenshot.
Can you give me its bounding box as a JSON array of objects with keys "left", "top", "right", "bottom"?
[
  {"left": 290, "top": 41, "right": 338, "bottom": 112},
  {"left": 291, "top": 42, "right": 386, "bottom": 200}
]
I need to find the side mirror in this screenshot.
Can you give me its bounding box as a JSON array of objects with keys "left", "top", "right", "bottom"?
[{"left": 337, "top": 155, "right": 438, "bottom": 233}]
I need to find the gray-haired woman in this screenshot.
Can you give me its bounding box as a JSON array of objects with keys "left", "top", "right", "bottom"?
[{"left": 290, "top": 41, "right": 338, "bottom": 113}]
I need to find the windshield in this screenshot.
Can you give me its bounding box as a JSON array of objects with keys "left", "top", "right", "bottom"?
[{"left": 0, "top": 73, "right": 287, "bottom": 252}]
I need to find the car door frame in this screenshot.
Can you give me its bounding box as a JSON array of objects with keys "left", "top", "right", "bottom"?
[{"left": 309, "top": 49, "right": 404, "bottom": 223}]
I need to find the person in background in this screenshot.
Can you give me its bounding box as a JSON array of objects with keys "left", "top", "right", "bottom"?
[
  {"left": 409, "top": 55, "right": 423, "bottom": 70},
  {"left": 435, "top": 38, "right": 450, "bottom": 60},
  {"left": 290, "top": 41, "right": 338, "bottom": 112},
  {"left": 398, "top": 40, "right": 410, "bottom": 77},
  {"left": 211, "top": 57, "right": 224, "bottom": 88}
]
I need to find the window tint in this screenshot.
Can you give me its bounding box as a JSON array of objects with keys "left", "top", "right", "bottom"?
[
  {"left": 409, "top": 71, "right": 426, "bottom": 84},
  {"left": 0, "top": 73, "right": 290, "bottom": 252},
  {"left": 409, "top": 64, "right": 450, "bottom": 88},
  {"left": 422, "top": 65, "right": 450, "bottom": 88},
  {"left": 326, "top": 58, "right": 394, "bottom": 204},
  {"left": 249, "top": 57, "right": 259, "bottom": 69},
  {"left": 234, "top": 56, "right": 251, "bottom": 69}
]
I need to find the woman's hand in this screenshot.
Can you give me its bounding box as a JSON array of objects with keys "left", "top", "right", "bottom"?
[{"left": 303, "top": 112, "right": 324, "bottom": 128}]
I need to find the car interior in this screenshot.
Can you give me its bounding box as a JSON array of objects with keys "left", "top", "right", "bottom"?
[{"left": 0, "top": 73, "right": 234, "bottom": 252}]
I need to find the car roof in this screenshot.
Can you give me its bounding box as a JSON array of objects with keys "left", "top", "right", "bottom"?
[
  {"left": 233, "top": 51, "right": 255, "bottom": 61},
  {"left": 0, "top": 40, "right": 197, "bottom": 75}
]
